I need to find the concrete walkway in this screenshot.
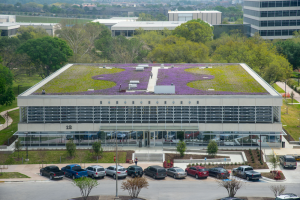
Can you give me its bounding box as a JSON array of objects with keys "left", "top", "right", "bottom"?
[
  {"left": 146, "top": 67, "right": 159, "bottom": 92},
  {"left": 276, "top": 82, "right": 300, "bottom": 102},
  {"left": 0, "top": 107, "right": 19, "bottom": 131}
]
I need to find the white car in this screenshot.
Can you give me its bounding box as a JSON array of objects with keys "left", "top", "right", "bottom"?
[{"left": 105, "top": 165, "right": 127, "bottom": 179}]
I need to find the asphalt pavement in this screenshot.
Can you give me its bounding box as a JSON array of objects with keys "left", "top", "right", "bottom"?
[{"left": 1, "top": 175, "right": 300, "bottom": 200}]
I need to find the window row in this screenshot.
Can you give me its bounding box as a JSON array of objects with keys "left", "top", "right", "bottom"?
[
  {"left": 259, "top": 29, "right": 298, "bottom": 36},
  {"left": 24, "top": 106, "right": 275, "bottom": 124},
  {"left": 244, "top": 17, "right": 300, "bottom": 27},
  {"left": 244, "top": 9, "right": 300, "bottom": 17},
  {"left": 244, "top": 0, "right": 300, "bottom": 8}
]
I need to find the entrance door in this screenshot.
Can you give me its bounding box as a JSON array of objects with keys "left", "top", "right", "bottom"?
[{"left": 145, "top": 131, "right": 150, "bottom": 147}]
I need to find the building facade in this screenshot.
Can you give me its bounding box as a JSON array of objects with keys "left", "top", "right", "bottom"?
[
  {"left": 243, "top": 0, "right": 300, "bottom": 39},
  {"left": 16, "top": 63, "right": 283, "bottom": 149},
  {"left": 168, "top": 10, "right": 222, "bottom": 25}
]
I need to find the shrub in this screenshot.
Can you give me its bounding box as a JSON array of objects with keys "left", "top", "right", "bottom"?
[
  {"left": 176, "top": 141, "right": 187, "bottom": 157},
  {"left": 207, "top": 140, "right": 218, "bottom": 158},
  {"left": 92, "top": 141, "right": 103, "bottom": 157},
  {"left": 192, "top": 163, "right": 195, "bottom": 166},
  {"left": 217, "top": 177, "right": 243, "bottom": 197},
  {"left": 121, "top": 177, "right": 149, "bottom": 198},
  {"left": 66, "top": 140, "right": 76, "bottom": 157},
  {"left": 234, "top": 162, "right": 237, "bottom": 165},
  {"left": 73, "top": 177, "right": 99, "bottom": 200},
  {"left": 196, "top": 163, "right": 198, "bottom": 166}
]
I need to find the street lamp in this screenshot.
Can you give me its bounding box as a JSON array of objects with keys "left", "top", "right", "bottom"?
[
  {"left": 285, "top": 80, "right": 287, "bottom": 100},
  {"left": 25, "top": 132, "right": 29, "bottom": 162},
  {"left": 18, "top": 85, "right": 22, "bottom": 95}
]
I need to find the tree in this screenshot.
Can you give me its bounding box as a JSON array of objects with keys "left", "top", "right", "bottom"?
[
  {"left": 207, "top": 140, "right": 218, "bottom": 158},
  {"left": 0, "top": 64, "right": 15, "bottom": 106},
  {"left": 235, "top": 18, "right": 243, "bottom": 24},
  {"left": 270, "top": 185, "right": 286, "bottom": 197},
  {"left": 284, "top": 98, "right": 289, "bottom": 114},
  {"left": 269, "top": 151, "right": 280, "bottom": 177},
  {"left": 217, "top": 177, "right": 243, "bottom": 197},
  {"left": 148, "top": 36, "right": 209, "bottom": 63},
  {"left": 275, "top": 40, "right": 300, "bottom": 70},
  {"left": 17, "top": 36, "right": 73, "bottom": 78},
  {"left": 173, "top": 21, "right": 213, "bottom": 44},
  {"left": 37, "top": 148, "right": 47, "bottom": 168},
  {"left": 156, "top": 13, "right": 167, "bottom": 21},
  {"left": 66, "top": 140, "right": 76, "bottom": 158},
  {"left": 137, "top": 13, "right": 155, "bottom": 21},
  {"left": 17, "top": 26, "right": 48, "bottom": 40},
  {"left": 176, "top": 141, "right": 186, "bottom": 157},
  {"left": 134, "top": 28, "right": 171, "bottom": 50},
  {"left": 177, "top": 131, "right": 184, "bottom": 141},
  {"left": 291, "top": 91, "right": 295, "bottom": 104},
  {"left": 121, "top": 177, "right": 149, "bottom": 198},
  {"left": 73, "top": 177, "right": 99, "bottom": 200},
  {"left": 92, "top": 141, "right": 103, "bottom": 158},
  {"left": 15, "top": 138, "right": 22, "bottom": 159}
]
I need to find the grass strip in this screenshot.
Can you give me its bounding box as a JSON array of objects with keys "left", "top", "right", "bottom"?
[{"left": 0, "top": 172, "right": 30, "bottom": 179}]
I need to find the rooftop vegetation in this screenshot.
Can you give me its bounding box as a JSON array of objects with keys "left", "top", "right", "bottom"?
[
  {"left": 186, "top": 65, "right": 268, "bottom": 94},
  {"left": 34, "top": 65, "right": 124, "bottom": 94}
]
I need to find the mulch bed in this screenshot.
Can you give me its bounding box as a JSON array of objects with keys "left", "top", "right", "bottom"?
[
  {"left": 165, "top": 153, "right": 229, "bottom": 162},
  {"left": 71, "top": 196, "right": 145, "bottom": 200},
  {"left": 261, "top": 171, "right": 286, "bottom": 180},
  {"left": 217, "top": 197, "right": 273, "bottom": 200}
]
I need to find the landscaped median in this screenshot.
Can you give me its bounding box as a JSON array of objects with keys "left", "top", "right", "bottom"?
[
  {"left": 261, "top": 171, "right": 286, "bottom": 181},
  {"left": 1, "top": 150, "right": 132, "bottom": 165},
  {"left": 0, "top": 172, "right": 30, "bottom": 179}
]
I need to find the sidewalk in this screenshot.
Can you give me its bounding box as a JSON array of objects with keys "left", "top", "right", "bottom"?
[
  {"left": 0, "top": 107, "right": 19, "bottom": 131},
  {"left": 276, "top": 82, "right": 300, "bottom": 102}
]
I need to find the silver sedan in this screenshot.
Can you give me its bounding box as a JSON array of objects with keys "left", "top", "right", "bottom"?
[{"left": 167, "top": 167, "right": 187, "bottom": 179}]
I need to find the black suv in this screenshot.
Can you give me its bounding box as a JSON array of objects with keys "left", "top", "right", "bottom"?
[
  {"left": 127, "top": 165, "right": 143, "bottom": 178},
  {"left": 144, "top": 165, "right": 167, "bottom": 179}
]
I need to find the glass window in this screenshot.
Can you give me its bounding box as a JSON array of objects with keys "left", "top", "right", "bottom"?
[
  {"left": 283, "top": 1, "right": 290, "bottom": 6},
  {"left": 290, "top": 10, "right": 297, "bottom": 16},
  {"left": 276, "top": 1, "right": 282, "bottom": 7},
  {"left": 291, "top": 0, "right": 298, "bottom": 6},
  {"left": 298, "top": 10, "right": 300, "bottom": 16},
  {"left": 275, "top": 20, "right": 282, "bottom": 26},
  {"left": 261, "top": 1, "right": 269, "bottom": 7},
  {"left": 289, "top": 29, "right": 296, "bottom": 35},
  {"left": 260, "top": 30, "right": 267, "bottom": 36},
  {"left": 261, "top": 11, "right": 268, "bottom": 17},
  {"left": 298, "top": 20, "right": 300, "bottom": 25},
  {"left": 282, "top": 20, "right": 290, "bottom": 26},
  {"left": 290, "top": 20, "right": 297, "bottom": 26},
  {"left": 275, "top": 30, "right": 282, "bottom": 36},
  {"left": 268, "top": 21, "right": 275, "bottom": 26},
  {"left": 268, "top": 11, "right": 275, "bottom": 17},
  {"left": 260, "top": 21, "right": 268, "bottom": 27},
  {"left": 275, "top": 11, "right": 282, "bottom": 17},
  {"left": 283, "top": 10, "right": 290, "bottom": 16},
  {"left": 269, "top": 1, "right": 275, "bottom": 7},
  {"left": 282, "top": 30, "right": 289, "bottom": 35}
]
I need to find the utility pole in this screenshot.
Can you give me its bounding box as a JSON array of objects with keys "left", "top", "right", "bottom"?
[{"left": 116, "top": 131, "right": 118, "bottom": 198}]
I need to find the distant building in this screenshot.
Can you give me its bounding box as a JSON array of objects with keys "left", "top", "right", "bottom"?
[
  {"left": 0, "top": 23, "right": 20, "bottom": 37},
  {"left": 168, "top": 10, "right": 222, "bottom": 25},
  {"left": 0, "top": 15, "right": 16, "bottom": 23},
  {"left": 111, "top": 21, "right": 187, "bottom": 37},
  {"left": 92, "top": 17, "right": 138, "bottom": 30},
  {"left": 244, "top": 0, "right": 300, "bottom": 39},
  {"left": 17, "top": 23, "right": 58, "bottom": 36}
]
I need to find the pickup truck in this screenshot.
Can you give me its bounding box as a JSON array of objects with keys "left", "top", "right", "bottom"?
[
  {"left": 232, "top": 166, "right": 261, "bottom": 181},
  {"left": 61, "top": 164, "right": 88, "bottom": 180},
  {"left": 40, "top": 165, "right": 64, "bottom": 180}
]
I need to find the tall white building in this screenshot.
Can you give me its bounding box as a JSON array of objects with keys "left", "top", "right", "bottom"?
[
  {"left": 244, "top": 0, "right": 300, "bottom": 39},
  {"left": 168, "top": 10, "right": 222, "bottom": 25}
]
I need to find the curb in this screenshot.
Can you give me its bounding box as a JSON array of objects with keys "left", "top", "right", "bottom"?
[
  {"left": 3, "top": 180, "right": 50, "bottom": 183},
  {"left": 262, "top": 176, "right": 286, "bottom": 182}
]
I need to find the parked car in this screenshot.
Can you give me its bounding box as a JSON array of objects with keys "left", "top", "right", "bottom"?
[
  {"left": 40, "top": 165, "right": 64, "bottom": 180},
  {"left": 144, "top": 165, "right": 167, "bottom": 179},
  {"left": 127, "top": 165, "right": 143, "bottom": 178},
  {"left": 185, "top": 131, "right": 200, "bottom": 139},
  {"left": 220, "top": 198, "right": 245, "bottom": 200},
  {"left": 232, "top": 166, "right": 261, "bottom": 181},
  {"left": 280, "top": 155, "right": 297, "bottom": 169},
  {"left": 105, "top": 165, "right": 127, "bottom": 179},
  {"left": 208, "top": 167, "right": 230, "bottom": 179},
  {"left": 85, "top": 165, "right": 106, "bottom": 179},
  {"left": 66, "top": 135, "right": 74, "bottom": 140},
  {"left": 164, "top": 131, "right": 176, "bottom": 140},
  {"left": 167, "top": 167, "right": 187, "bottom": 179},
  {"left": 275, "top": 193, "right": 300, "bottom": 200},
  {"left": 185, "top": 166, "right": 209, "bottom": 179},
  {"left": 117, "top": 132, "right": 127, "bottom": 140},
  {"left": 83, "top": 134, "right": 98, "bottom": 140},
  {"left": 61, "top": 164, "right": 88, "bottom": 180}
]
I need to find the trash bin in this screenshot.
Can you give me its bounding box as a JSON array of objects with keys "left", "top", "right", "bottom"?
[
  {"left": 282, "top": 141, "right": 285, "bottom": 148},
  {"left": 139, "top": 140, "right": 142, "bottom": 148}
]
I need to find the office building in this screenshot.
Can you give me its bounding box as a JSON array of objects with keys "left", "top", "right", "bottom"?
[{"left": 168, "top": 10, "right": 222, "bottom": 25}]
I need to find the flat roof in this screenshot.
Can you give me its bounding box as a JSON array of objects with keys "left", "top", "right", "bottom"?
[
  {"left": 111, "top": 21, "right": 186, "bottom": 30},
  {"left": 92, "top": 18, "right": 137, "bottom": 25},
  {"left": 20, "top": 63, "right": 280, "bottom": 97},
  {"left": 168, "top": 10, "right": 222, "bottom": 14}
]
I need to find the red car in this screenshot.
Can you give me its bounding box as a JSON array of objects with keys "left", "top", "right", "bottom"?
[
  {"left": 185, "top": 131, "right": 200, "bottom": 139},
  {"left": 185, "top": 166, "right": 209, "bottom": 179}
]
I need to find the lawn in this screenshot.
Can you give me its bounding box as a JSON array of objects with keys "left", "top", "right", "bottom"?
[
  {"left": 16, "top": 16, "right": 92, "bottom": 24},
  {"left": 0, "top": 109, "right": 19, "bottom": 145},
  {"left": 186, "top": 65, "right": 268, "bottom": 94},
  {"left": 271, "top": 83, "right": 285, "bottom": 93},
  {"left": 0, "top": 172, "right": 30, "bottom": 179},
  {"left": 34, "top": 65, "right": 124, "bottom": 94},
  {"left": 3, "top": 150, "right": 127, "bottom": 165},
  {"left": 281, "top": 99, "right": 300, "bottom": 140},
  {"left": 0, "top": 116, "right": 4, "bottom": 124}
]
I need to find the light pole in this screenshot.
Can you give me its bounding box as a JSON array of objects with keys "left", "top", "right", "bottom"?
[
  {"left": 18, "top": 85, "right": 22, "bottom": 95},
  {"left": 25, "top": 132, "right": 29, "bottom": 161},
  {"left": 285, "top": 80, "right": 287, "bottom": 100},
  {"left": 115, "top": 130, "right": 118, "bottom": 198}
]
